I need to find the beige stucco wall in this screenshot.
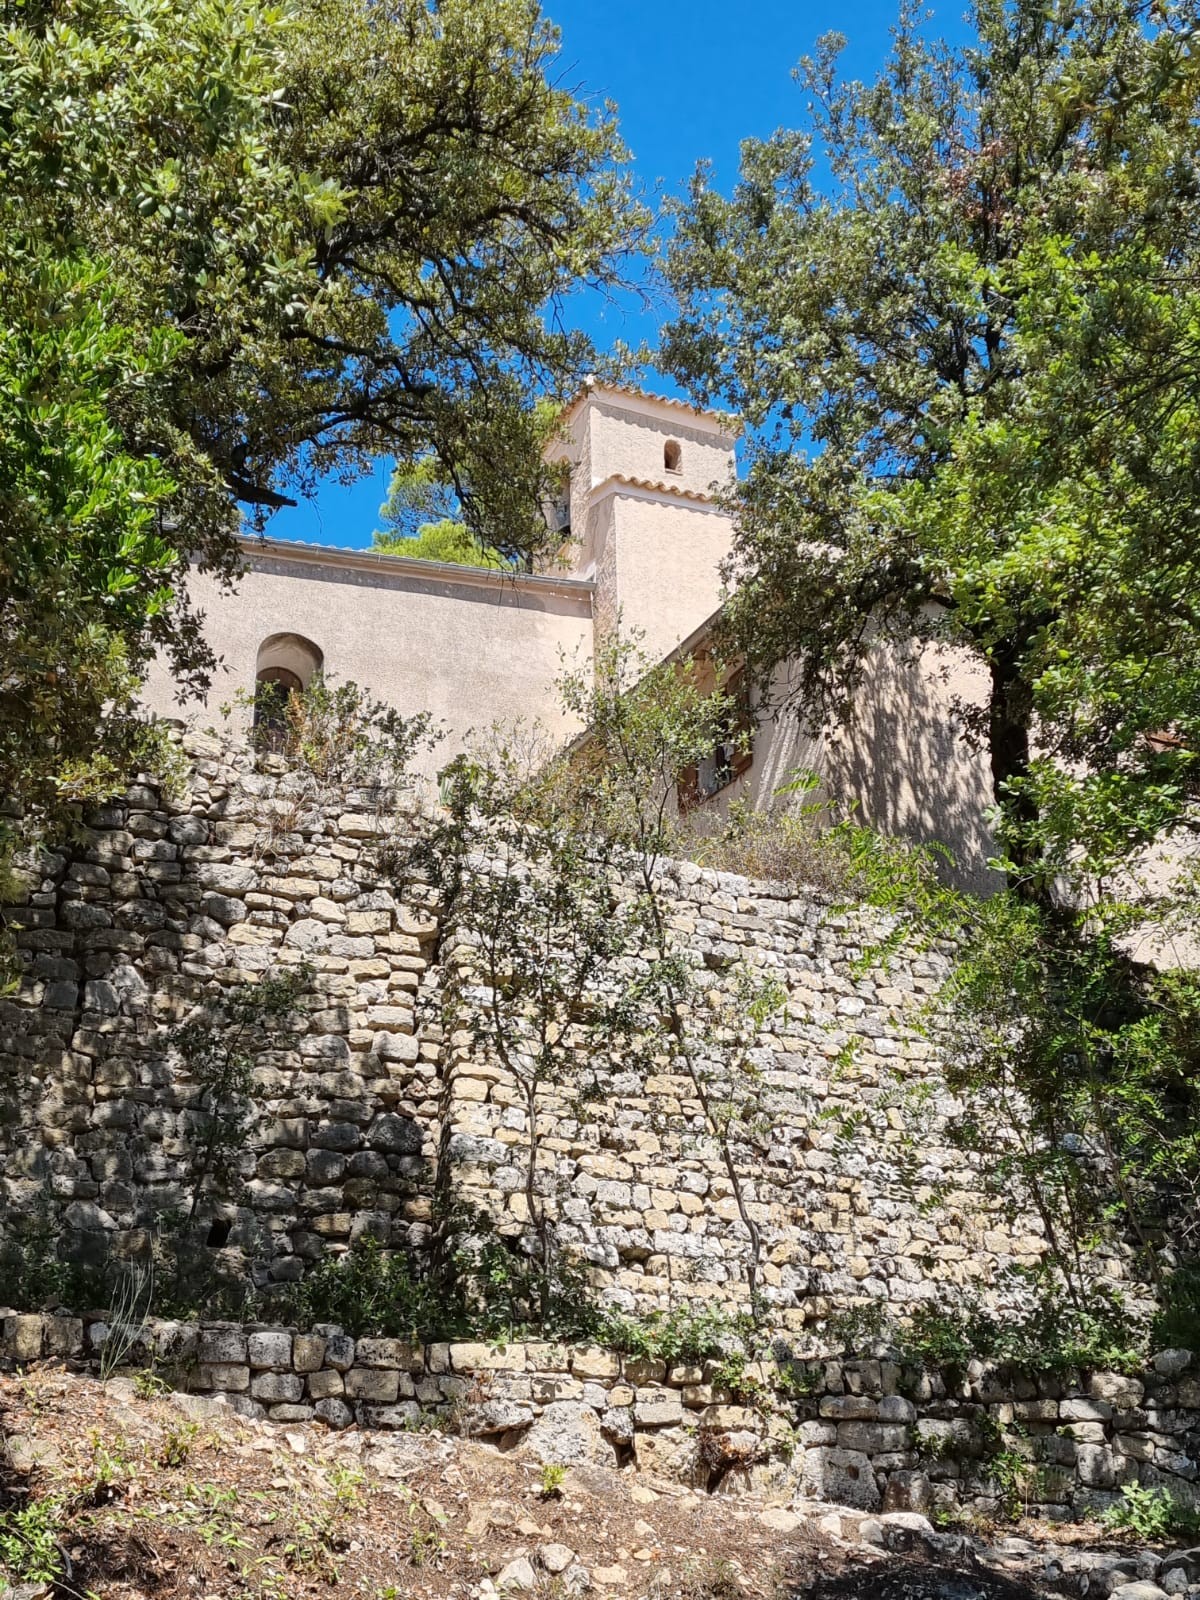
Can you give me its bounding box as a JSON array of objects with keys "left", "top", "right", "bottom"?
[
  {"left": 142, "top": 543, "right": 594, "bottom": 784},
  {"left": 584, "top": 394, "right": 737, "bottom": 501},
  {"left": 687, "top": 637, "right": 999, "bottom": 895},
  {"left": 601, "top": 487, "right": 734, "bottom": 667},
  {"left": 547, "top": 385, "right": 739, "bottom": 548}
]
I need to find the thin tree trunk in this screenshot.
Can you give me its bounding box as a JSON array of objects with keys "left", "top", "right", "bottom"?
[{"left": 988, "top": 647, "right": 1043, "bottom": 900}]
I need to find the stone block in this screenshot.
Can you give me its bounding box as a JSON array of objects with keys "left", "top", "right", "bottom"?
[
  {"left": 1089, "top": 1373, "right": 1145, "bottom": 1410},
  {"left": 523, "top": 1342, "right": 569, "bottom": 1372},
  {"left": 325, "top": 1333, "right": 356, "bottom": 1371},
  {"left": 251, "top": 1371, "right": 303, "bottom": 1404},
  {"left": 571, "top": 1346, "right": 621, "bottom": 1380},
  {"left": 883, "top": 1470, "right": 933, "bottom": 1513},
  {"left": 701, "top": 1405, "right": 760, "bottom": 1431},
  {"left": 625, "top": 1356, "right": 667, "bottom": 1385},
  {"left": 1152, "top": 1350, "right": 1192, "bottom": 1379},
  {"left": 269, "top": 1404, "right": 315, "bottom": 1423},
  {"left": 5, "top": 1315, "right": 44, "bottom": 1362},
  {"left": 837, "top": 1421, "right": 912, "bottom": 1453},
  {"left": 42, "top": 1317, "right": 83, "bottom": 1358},
  {"left": 368, "top": 1113, "right": 422, "bottom": 1152},
  {"left": 199, "top": 1363, "right": 250, "bottom": 1392},
  {"left": 1075, "top": 1442, "right": 1117, "bottom": 1488},
  {"left": 463, "top": 1398, "right": 535, "bottom": 1436},
  {"left": 345, "top": 1367, "right": 400, "bottom": 1403},
  {"left": 315, "top": 1397, "right": 355, "bottom": 1429},
  {"left": 293, "top": 1334, "right": 326, "bottom": 1373},
  {"left": 820, "top": 1394, "right": 878, "bottom": 1421},
  {"left": 310, "top": 1122, "right": 361, "bottom": 1152},
  {"left": 1060, "top": 1397, "right": 1111, "bottom": 1422},
  {"left": 450, "top": 1341, "right": 525, "bottom": 1373},
  {"left": 878, "top": 1395, "right": 917, "bottom": 1422},
  {"left": 199, "top": 1327, "right": 247, "bottom": 1365},
  {"left": 248, "top": 1331, "right": 293, "bottom": 1370},
  {"left": 801, "top": 1446, "right": 881, "bottom": 1511},
  {"left": 354, "top": 1337, "right": 409, "bottom": 1369},
  {"left": 361, "top": 1402, "right": 422, "bottom": 1429},
  {"left": 634, "top": 1393, "right": 684, "bottom": 1427},
  {"left": 307, "top": 1369, "right": 345, "bottom": 1400},
  {"left": 522, "top": 1401, "right": 612, "bottom": 1466}
]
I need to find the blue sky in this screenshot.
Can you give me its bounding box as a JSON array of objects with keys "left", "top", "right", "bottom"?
[{"left": 269, "top": 0, "right": 973, "bottom": 549}]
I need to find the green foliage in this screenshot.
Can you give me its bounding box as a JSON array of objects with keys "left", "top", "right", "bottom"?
[
  {"left": 1104, "top": 1482, "right": 1200, "bottom": 1543},
  {"left": 292, "top": 1235, "right": 452, "bottom": 1344},
  {"left": 554, "top": 635, "right": 786, "bottom": 1310},
  {"left": 0, "top": 1202, "right": 97, "bottom": 1312},
  {"left": 373, "top": 460, "right": 507, "bottom": 569},
  {"left": 0, "top": 1496, "right": 65, "bottom": 1586},
  {"left": 1152, "top": 1268, "right": 1200, "bottom": 1354},
  {"left": 988, "top": 1444, "right": 1041, "bottom": 1524},
  {"left": 538, "top": 1463, "right": 567, "bottom": 1499},
  {"left": 1, "top": 0, "right": 640, "bottom": 862},
  {"left": 938, "top": 898, "right": 1200, "bottom": 1300},
  {"left": 414, "top": 713, "right": 657, "bottom": 1314},
  {"left": 287, "top": 1230, "right": 760, "bottom": 1358},
  {"left": 664, "top": 0, "right": 1200, "bottom": 900},
  {"left": 169, "top": 966, "right": 312, "bottom": 1224},
  {"left": 603, "top": 1302, "right": 756, "bottom": 1366},
  {"left": 375, "top": 520, "right": 507, "bottom": 569},
  {"left": 827, "top": 1281, "right": 1146, "bottom": 1376},
  {"left": 242, "top": 673, "right": 438, "bottom": 793},
  {"left": 291, "top": 1223, "right": 600, "bottom": 1345}
]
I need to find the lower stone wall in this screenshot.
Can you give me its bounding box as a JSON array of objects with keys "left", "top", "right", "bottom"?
[{"left": 3, "top": 1312, "right": 1196, "bottom": 1522}]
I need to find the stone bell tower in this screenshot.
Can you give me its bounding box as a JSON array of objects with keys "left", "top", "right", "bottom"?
[{"left": 545, "top": 382, "right": 740, "bottom": 665}]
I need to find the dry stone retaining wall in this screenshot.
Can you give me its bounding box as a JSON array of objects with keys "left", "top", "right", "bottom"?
[
  {"left": 2, "top": 1312, "right": 1198, "bottom": 1522},
  {"left": 2, "top": 738, "right": 1054, "bottom": 1324}
]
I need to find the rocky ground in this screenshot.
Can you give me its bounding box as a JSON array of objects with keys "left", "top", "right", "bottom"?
[{"left": 0, "top": 1371, "right": 1182, "bottom": 1600}]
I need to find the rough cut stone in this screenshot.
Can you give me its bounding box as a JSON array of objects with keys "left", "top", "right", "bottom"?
[
  {"left": 540, "top": 1544, "right": 576, "bottom": 1575},
  {"left": 522, "top": 1401, "right": 613, "bottom": 1466},
  {"left": 247, "top": 1331, "right": 293, "bottom": 1369},
  {"left": 314, "top": 1398, "right": 354, "bottom": 1429},
  {"left": 345, "top": 1368, "right": 401, "bottom": 1403},
  {"left": 250, "top": 1372, "right": 303, "bottom": 1404},
  {"left": 199, "top": 1328, "right": 247, "bottom": 1365},
  {"left": 450, "top": 1342, "right": 525, "bottom": 1373},
  {"left": 801, "top": 1446, "right": 881, "bottom": 1512},
  {"left": 496, "top": 1556, "right": 538, "bottom": 1592}
]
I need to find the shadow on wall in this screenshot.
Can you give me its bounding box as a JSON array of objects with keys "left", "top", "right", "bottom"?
[{"left": 754, "top": 638, "right": 999, "bottom": 896}]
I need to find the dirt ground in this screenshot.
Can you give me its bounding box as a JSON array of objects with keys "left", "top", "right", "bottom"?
[{"left": 0, "top": 1369, "right": 1133, "bottom": 1600}]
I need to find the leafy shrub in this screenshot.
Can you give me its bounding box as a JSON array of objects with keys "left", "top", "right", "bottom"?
[
  {"left": 291, "top": 1236, "right": 454, "bottom": 1343},
  {"left": 601, "top": 1302, "right": 756, "bottom": 1365},
  {"left": 0, "top": 1206, "right": 98, "bottom": 1312},
  {"left": 682, "top": 780, "right": 952, "bottom": 914},
  {"left": 240, "top": 672, "right": 436, "bottom": 793},
  {"left": 825, "top": 1278, "right": 1146, "bottom": 1375},
  {"left": 1152, "top": 1266, "right": 1200, "bottom": 1353},
  {"left": 1104, "top": 1482, "right": 1200, "bottom": 1542},
  {"left": 0, "top": 1497, "right": 65, "bottom": 1585},
  {"left": 290, "top": 1222, "right": 610, "bottom": 1346}
]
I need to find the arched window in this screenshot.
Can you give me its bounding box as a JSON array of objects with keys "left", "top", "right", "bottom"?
[
  {"left": 253, "top": 634, "right": 323, "bottom": 748},
  {"left": 663, "top": 439, "right": 682, "bottom": 473}
]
